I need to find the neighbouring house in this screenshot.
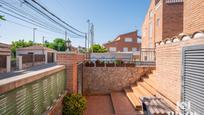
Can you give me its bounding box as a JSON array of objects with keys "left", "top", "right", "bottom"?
[
  {"left": 103, "top": 31, "right": 141, "bottom": 60},
  {"left": 16, "top": 45, "right": 57, "bottom": 69},
  {"left": 103, "top": 31, "right": 141, "bottom": 53},
  {"left": 0, "top": 42, "right": 11, "bottom": 73},
  {"left": 142, "top": 0, "right": 183, "bottom": 48}
]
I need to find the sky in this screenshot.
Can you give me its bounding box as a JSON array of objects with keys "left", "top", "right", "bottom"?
[{"left": 0, "top": 0, "right": 150, "bottom": 47}]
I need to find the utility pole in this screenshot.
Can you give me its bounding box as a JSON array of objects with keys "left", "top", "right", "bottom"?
[
  {"left": 85, "top": 33, "right": 87, "bottom": 52},
  {"left": 87, "top": 19, "right": 90, "bottom": 50},
  {"left": 33, "top": 28, "right": 37, "bottom": 44},
  {"left": 42, "top": 36, "right": 45, "bottom": 44},
  {"left": 85, "top": 33, "right": 87, "bottom": 59},
  {"left": 65, "top": 31, "right": 67, "bottom": 41},
  {"left": 90, "top": 23, "right": 94, "bottom": 46}
]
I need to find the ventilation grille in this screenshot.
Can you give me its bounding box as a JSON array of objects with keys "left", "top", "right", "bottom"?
[{"left": 183, "top": 45, "right": 204, "bottom": 115}]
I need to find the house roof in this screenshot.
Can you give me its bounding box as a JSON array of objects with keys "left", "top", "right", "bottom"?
[
  {"left": 0, "top": 42, "right": 10, "bottom": 48},
  {"left": 16, "top": 45, "right": 56, "bottom": 52},
  {"left": 104, "top": 31, "right": 139, "bottom": 46},
  {"left": 0, "top": 43, "right": 11, "bottom": 55}
]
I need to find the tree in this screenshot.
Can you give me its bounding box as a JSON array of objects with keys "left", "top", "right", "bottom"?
[
  {"left": 44, "top": 38, "right": 66, "bottom": 51},
  {"left": 0, "top": 15, "right": 6, "bottom": 21},
  {"left": 89, "top": 44, "right": 108, "bottom": 53},
  {"left": 11, "top": 40, "right": 34, "bottom": 57}
]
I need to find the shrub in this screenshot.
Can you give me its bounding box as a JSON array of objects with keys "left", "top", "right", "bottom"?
[
  {"left": 85, "top": 61, "right": 94, "bottom": 67},
  {"left": 115, "top": 60, "right": 124, "bottom": 65},
  {"left": 63, "top": 94, "right": 87, "bottom": 115}
]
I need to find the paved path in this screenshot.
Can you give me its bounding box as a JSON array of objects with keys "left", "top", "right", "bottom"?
[
  {"left": 0, "top": 63, "right": 56, "bottom": 80},
  {"left": 84, "top": 92, "right": 143, "bottom": 115},
  {"left": 84, "top": 95, "right": 115, "bottom": 115}
]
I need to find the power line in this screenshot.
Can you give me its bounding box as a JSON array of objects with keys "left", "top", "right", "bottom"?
[
  {"left": 5, "top": 19, "right": 63, "bottom": 37},
  {"left": 30, "top": 0, "right": 85, "bottom": 34},
  {"left": 5, "top": 19, "right": 85, "bottom": 40},
  {"left": 0, "top": 3, "right": 65, "bottom": 34},
  {"left": 0, "top": 0, "right": 67, "bottom": 34},
  {"left": 22, "top": 0, "right": 85, "bottom": 37},
  {"left": 0, "top": 9, "right": 65, "bottom": 35}
]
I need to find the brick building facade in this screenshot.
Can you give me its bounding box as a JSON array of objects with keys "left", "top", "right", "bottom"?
[
  {"left": 184, "top": 0, "right": 204, "bottom": 34},
  {"left": 142, "top": 0, "right": 183, "bottom": 48},
  {"left": 103, "top": 31, "right": 141, "bottom": 52}
]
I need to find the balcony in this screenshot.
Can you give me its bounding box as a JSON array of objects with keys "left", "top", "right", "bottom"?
[{"left": 166, "top": 0, "right": 183, "bottom": 4}]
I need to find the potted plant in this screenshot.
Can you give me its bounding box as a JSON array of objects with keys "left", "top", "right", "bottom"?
[
  {"left": 63, "top": 94, "right": 87, "bottom": 115},
  {"left": 85, "top": 61, "right": 94, "bottom": 67},
  {"left": 126, "top": 61, "right": 135, "bottom": 67},
  {"left": 95, "top": 60, "right": 105, "bottom": 67},
  {"left": 106, "top": 61, "right": 115, "bottom": 67},
  {"left": 115, "top": 60, "right": 125, "bottom": 67}
]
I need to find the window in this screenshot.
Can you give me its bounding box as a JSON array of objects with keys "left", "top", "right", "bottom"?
[
  {"left": 109, "top": 47, "right": 116, "bottom": 52},
  {"left": 149, "top": 10, "right": 154, "bottom": 19},
  {"left": 124, "top": 38, "right": 133, "bottom": 42},
  {"left": 132, "top": 48, "right": 137, "bottom": 52},
  {"left": 123, "top": 47, "right": 128, "bottom": 52},
  {"left": 148, "top": 41, "right": 153, "bottom": 48},
  {"left": 149, "top": 22, "right": 153, "bottom": 39},
  {"left": 157, "top": 18, "right": 160, "bottom": 26}
]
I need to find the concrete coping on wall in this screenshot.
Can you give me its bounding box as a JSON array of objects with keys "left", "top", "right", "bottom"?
[
  {"left": 0, "top": 65, "right": 65, "bottom": 94},
  {"left": 57, "top": 51, "right": 84, "bottom": 55},
  {"left": 155, "top": 30, "right": 204, "bottom": 47}
]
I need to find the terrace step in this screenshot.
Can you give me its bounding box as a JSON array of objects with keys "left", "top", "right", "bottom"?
[
  {"left": 137, "top": 83, "right": 153, "bottom": 96},
  {"left": 124, "top": 88, "right": 142, "bottom": 110},
  {"left": 143, "top": 77, "right": 156, "bottom": 89},
  {"left": 131, "top": 84, "right": 147, "bottom": 98},
  {"left": 138, "top": 82, "right": 157, "bottom": 96},
  {"left": 110, "top": 92, "right": 139, "bottom": 115}
]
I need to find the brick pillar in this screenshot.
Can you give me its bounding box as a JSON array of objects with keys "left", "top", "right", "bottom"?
[
  {"left": 45, "top": 51, "right": 48, "bottom": 64},
  {"left": 6, "top": 56, "right": 11, "bottom": 72},
  {"left": 17, "top": 56, "right": 22, "bottom": 70},
  {"left": 56, "top": 52, "right": 85, "bottom": 94}
]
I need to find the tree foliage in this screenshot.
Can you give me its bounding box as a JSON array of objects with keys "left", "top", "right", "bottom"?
[
  {"left": 44, "top": 38, "right": 66, "bottom": 51},
  {"left": 11, "top": 38, "right": 67, "bottom": 57},
  {"left": 89, "top": 44, "right": 107, "bottom": 53},
  {"left": 0, "top": 15, "right": 6, "bottom": 21},
  {"left": 11, "top": 40, "right": 34, "bottom": 57}
]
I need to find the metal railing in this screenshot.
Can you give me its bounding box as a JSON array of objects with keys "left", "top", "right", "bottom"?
[
  {"left": 85, "top": 48, "right": 156, "bottom": 67},
  {"left": 0, "top": 70, "right": 66, "bottom": 115},
  {"left": 140, "top": 48, "right": 156, "bottom": 62},
  {"left": 166, "top": 0, "right": 183, "bottom": 4}
]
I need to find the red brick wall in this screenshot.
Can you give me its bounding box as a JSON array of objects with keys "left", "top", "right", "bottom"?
[
  {"left": 184, "top": 0, "right": 204, "bottom": 34},
  {"left": 142, "top": 0, "right": 183, "bottom": 48},
  {"left": 156, "top": 37, "right": 204, "bottom": 106},
  {"left": 162, "top": 2, "right": 183, "bottom": 38},
  {"left": 56, "top": 52, "right": 85, "bottom": 93},
  {"left": 104, "top": 31, "right": 141, "bottom": 52}
]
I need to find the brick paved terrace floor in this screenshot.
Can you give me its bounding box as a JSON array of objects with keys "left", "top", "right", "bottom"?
[{"left": 84, "top": 92, "right": 143, "bottom": 115}]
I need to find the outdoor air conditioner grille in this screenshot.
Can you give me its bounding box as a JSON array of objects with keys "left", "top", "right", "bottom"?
[{"left": 182, "top": 45, "right": 204, "bottom": 115}]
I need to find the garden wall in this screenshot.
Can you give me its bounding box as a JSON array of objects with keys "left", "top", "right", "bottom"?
[
  {"left": 155, "top": 32, "right": 204, "bottom": 107},
  {"left": 83, "top": 67, "right": 154, "bottom": 95}
]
